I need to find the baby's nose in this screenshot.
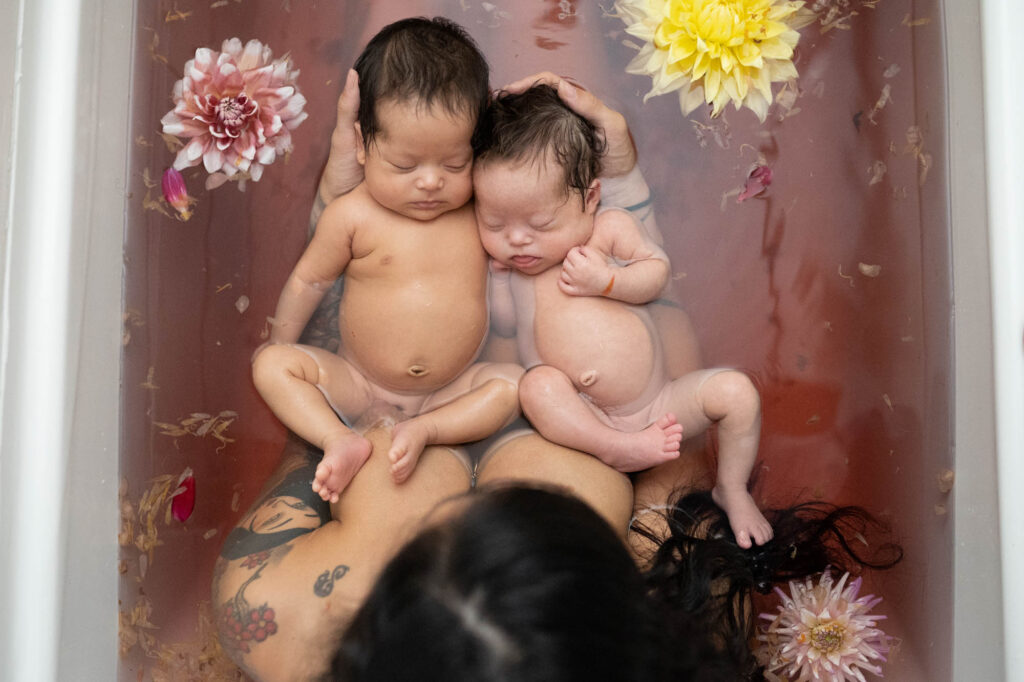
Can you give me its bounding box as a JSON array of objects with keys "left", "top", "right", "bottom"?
[
  {"left": 416, "top": 169, "right": 444, "bottom": 191},
  {"left": 508, "top": 226, "right": 531, "bottom": 245}
]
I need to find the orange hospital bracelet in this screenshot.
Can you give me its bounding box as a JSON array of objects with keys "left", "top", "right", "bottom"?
[{"left": 601, "top": 274, "right": 615, "bottom": 296}]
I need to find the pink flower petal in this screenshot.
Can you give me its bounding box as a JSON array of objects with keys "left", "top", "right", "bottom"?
[
  {"left": 203, "top": 148, "right": 225, "bottom": 173},
  {"left": 737, "top": 164, "right": 773, "bottom": 202},
  {"left": 161, "top": 167, "right": 193, "bottom": 220},
  {"left": 170, "top": 468, "right": 196, "bottom": 522},
  {"left": 206, "top": 172, "right": 230, "bottom": 190},
  {"left": 257, "top": 146, "right": 276, "bottom": 165}
]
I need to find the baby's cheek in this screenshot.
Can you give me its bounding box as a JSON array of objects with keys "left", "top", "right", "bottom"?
[
  {"left": 478, "top": 232, "right": 501, "bottom": 259},
  {"left": 452, "top": 175, "right": 474, "bottom": 205}
]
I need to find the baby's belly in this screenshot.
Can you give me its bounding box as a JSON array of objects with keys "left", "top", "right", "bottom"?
[
  {"left": 339, "top": 282, "right": 488, "bottom": 393},
  {"left": 532, "top": 284, "right": 660, "bottom": 409}
]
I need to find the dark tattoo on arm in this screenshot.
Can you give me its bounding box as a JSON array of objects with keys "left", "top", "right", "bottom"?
[
  {"left": 309, "top": 191, "right": 328, "bottom": 237},
  {"left": 298, "top": 276, "right": 343, "bottom": 353},
  {"left": 218, "top": 565, "right": 279, "bottom": 654},
  {"left": 313, "top": 564, "right": 351, "bottom": 598},
  {"left": 220, "top": 443, "right": 331, "bottom": 560}
]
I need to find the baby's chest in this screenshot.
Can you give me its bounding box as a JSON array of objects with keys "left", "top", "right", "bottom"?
[{"left": 351, "top": 226, "right": 487, "bottom": 282}]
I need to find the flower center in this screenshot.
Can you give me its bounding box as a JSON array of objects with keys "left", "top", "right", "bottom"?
[
  {"left": 809, "top": 621, "right": 846, "bottom": 654},
  {"left": 217, "top": 95, "right": 255, "bottom": 130},
  {"left": 695, "top": 1, "right": 743, "bottom": 43},
  {"left": 656, "top": 0, "right": 762, "bottom": 49}
]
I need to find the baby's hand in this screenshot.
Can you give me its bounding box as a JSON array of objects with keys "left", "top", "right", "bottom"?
[{"left": 558, "top": 246, "right": 614, "bottom": 297}]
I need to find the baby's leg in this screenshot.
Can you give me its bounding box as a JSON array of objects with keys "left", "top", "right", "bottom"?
[
  {"left": 252, "top": 344, "right": 374, "bottom": 502},
  {"left": 519, "top": 365, "right": 683, "bottom": 473},
  {"left": 387, "top": 362, "right": 523, "bottom": 483},
  {"left": 663, "top": 369, "right": 771, "bottom": 548}
]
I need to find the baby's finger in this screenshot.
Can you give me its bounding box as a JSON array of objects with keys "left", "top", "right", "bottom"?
[{"left": 564, "top": 246, "right": 585, "bottom": 266}]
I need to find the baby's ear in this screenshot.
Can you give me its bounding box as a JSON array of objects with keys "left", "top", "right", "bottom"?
[
  {"left": 584, "top": 179, "right": 601, "bottom": 214},
  {"left": 354, "top": 122, "right": 366, "bottom": 166}
]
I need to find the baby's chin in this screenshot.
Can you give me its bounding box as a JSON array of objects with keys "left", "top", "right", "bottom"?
[{"left": 396, "top": 202, "right": 452, "bottom": 221}]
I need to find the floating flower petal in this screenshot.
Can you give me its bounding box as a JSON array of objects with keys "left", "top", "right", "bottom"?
[
  {"left": 756, "top": 570, "right": 891, "bottom": 681},
  {"left": 737, "top": 163, "right": 773, "bottom": 201},
  {"left": 161, "top": 38, "right": 308, "bottom": 189},
  {"left": 170, "top": 468, "right": 196, "bottom": 522},
  {"left": 161, "top": 167, "right": 193, "bottom": 220},
  {"left": 613, "top": 0, "right": 815, "bottom": 121}
]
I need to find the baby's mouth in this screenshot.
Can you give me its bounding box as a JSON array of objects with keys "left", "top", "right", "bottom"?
[{"left": 510, "top": 255, "right": 540, "bottom": 269}]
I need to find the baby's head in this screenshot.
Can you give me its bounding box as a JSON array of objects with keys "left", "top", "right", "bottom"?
[
  {"left": 353, "top": 18, "right": 489, "bottom": 220},
  {"left": 473, "top": 85, "right": 605, "bottom": 274}
]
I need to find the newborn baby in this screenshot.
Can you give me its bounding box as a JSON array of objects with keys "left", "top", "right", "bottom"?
[{"left": 473, "top": 86, "right": 772, "bottom": 548}]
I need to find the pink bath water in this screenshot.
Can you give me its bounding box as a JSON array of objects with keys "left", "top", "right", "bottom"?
[{"left": 121, "top": 1, "right": 951, "bottom": 678}]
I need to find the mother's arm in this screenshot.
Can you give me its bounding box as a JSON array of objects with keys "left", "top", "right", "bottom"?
[{"left": 213, "top": 428, "right": 472, "bottom": 682}]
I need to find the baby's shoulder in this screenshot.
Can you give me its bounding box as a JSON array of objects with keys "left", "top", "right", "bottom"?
[
  {"left": 318, "top": 183, "right": 380, "bottom": 233},
  {"left": 591, "top": 206, "right": 644, "bottom": 242}
]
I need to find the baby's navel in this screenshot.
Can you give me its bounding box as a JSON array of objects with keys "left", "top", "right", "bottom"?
[
  {"left": 407, "top": 364, "right": 430, "bottom": 377},
  {"left": 578, "top": 370, "right": 598, "bottom": 387}
]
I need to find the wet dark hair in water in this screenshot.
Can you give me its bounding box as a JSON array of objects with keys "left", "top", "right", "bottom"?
[
  {"left": 474, "top": 85, "right": 605, "bottom": 206},
  {"left": 332, "top": 486, "right": 902, "bottom": 681},
  {"left": 633, "top": 490, "right": 904, "bottom": 679},
  {"left": 353, "top": 17, "right": 490, "bottom": 149}
]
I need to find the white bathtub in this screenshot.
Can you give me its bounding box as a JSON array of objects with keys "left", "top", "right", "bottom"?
[{"left": 0, "top": 0, "right": 1020, "bottom": 679}]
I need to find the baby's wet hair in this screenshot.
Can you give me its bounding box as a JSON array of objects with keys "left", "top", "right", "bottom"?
[
  {"left": 475, "top": 84, "right": 605, "bottom": 206},
  {"left": 354, "top": 17, "right": 490, "bottom": 148}
]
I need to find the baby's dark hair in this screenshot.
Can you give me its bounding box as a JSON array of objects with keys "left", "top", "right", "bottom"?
[
  {"left": 353, "top": 17, "right": 489, "bottom": 148},
  {"left": 475, "top": 84, "right": 605, "bottom": 206}
]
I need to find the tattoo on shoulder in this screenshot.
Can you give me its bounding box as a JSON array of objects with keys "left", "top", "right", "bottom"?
[
  {"left": 313, "top": 564, "right": 351, "bottom": 598},
  {"left": 220, "top": 455, "right": 331, "bottom": 560},
  {"left": 218, "top": 564, "right": 279, "bottom": 655}
]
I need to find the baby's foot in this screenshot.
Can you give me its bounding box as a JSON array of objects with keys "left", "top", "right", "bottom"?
[
  {"left": 312, "top": 431, "right": 372, "bottom": 503},
  {"left": 388, "top": 419, "right": 431, "bottom": 484},
  {"left": 604, "top": 413, "right": 683, "bottom": 472},
  {"left": 711, "top": 485, "right": 773, "bottom": 549}
]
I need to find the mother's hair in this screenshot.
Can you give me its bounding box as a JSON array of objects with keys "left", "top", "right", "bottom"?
[
  {"left": 332, "top": 486, "right": 666, "bottom": 681},
  {"left": 330, "top": 485, "right": 902, "bottom": 681}
]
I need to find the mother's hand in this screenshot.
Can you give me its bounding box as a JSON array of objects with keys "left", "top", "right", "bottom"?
[
  {"left": 316, "top": 69, "right": 365, "bottom": 209},
  {"left": 503, "top": 72, "right": 637, "bottom": 178}
]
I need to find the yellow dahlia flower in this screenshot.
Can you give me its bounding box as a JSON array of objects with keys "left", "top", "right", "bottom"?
[{"left": 614, "top": 0, "right": 814, "bottom": 121}]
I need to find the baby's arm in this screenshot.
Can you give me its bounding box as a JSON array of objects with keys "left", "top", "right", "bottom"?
[
  {"left": 600, "top": 166, "right": 663, "bottom": 246},
  {"left": 270, "top": 198, "right": 357, "bottom": 345},
  {"left": 559, "top": 210, "right": 669, "bottom": 305}
]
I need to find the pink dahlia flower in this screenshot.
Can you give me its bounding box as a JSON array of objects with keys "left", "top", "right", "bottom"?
[
  {"left": 756, "top": 571, "right": 891, "bottom": 682},
  {"left": 161, "top": 38, "right": 308, "bottom": 188}
]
